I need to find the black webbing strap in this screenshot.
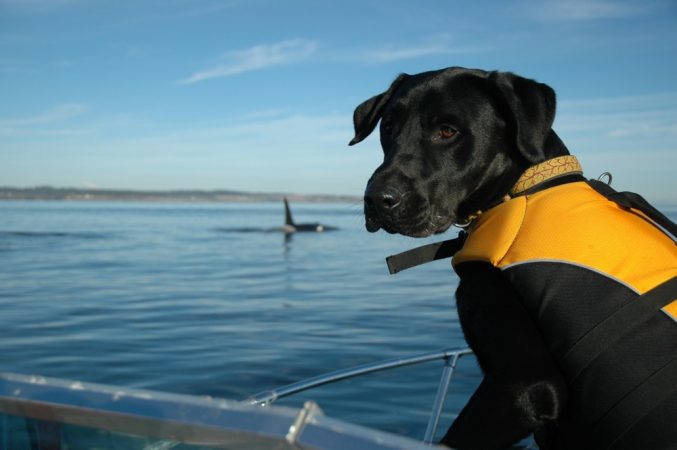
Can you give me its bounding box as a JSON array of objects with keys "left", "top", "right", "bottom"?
[
  {"left": 592, "top": 357, "right": 677, "bottom": 449},
  {"left": 587, "top": 179, "right": 677, "bottom": 241},
  {"left": 559, "top": 276, "right": 677, "bottom": 383},
  {"left": 385, "top": 231, "right": 467, "bottom": 274}
]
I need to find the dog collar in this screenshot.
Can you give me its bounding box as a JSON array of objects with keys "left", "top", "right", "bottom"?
[
  {"left": 510, "top": 155, "right": 583, "bottom": 196},
  {"left": 455, "top": 155, "right": 584, "bottom": 227}
]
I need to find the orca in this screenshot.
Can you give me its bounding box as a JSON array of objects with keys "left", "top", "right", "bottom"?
[{"left": 282, "top": 198, "right": 337, "bottom": 233}]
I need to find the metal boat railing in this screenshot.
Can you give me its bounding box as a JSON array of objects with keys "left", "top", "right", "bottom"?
[
  {"left": 0, "top": 347, "right": 474, "bottom": 449},
  {"left": 0, "top": 372, "right": 440, "bottom": 450},
  {"left": 246, "top": 347, "right": 474, "bottom": 444}
]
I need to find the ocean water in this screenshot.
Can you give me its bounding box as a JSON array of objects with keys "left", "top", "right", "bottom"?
[
  {"left": 0, "top": 200, "right": 478, "bottom": 442},
  {"left": 2, "top": 200, "right": 675, "bottom": 444}
]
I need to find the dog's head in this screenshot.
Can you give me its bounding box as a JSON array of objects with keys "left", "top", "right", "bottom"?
[{"left": 350, "top": 67, "right": 562, "bottom": 237}]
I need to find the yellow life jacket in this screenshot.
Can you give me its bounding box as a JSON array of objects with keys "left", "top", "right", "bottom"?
[
  {"left": 452, "top": 179, "right": 677, "bottom": 320},
  {"left": 451, "top": 156, "right": 677, "bottom": 446},
  {"left": 384, "top": 155, "right": 677, "bottom": 446}
]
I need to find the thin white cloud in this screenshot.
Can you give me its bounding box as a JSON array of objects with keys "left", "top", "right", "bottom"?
[
  {"left": 559, "top": 92, "right": 677, "bottom": 110},
  {"left": 356, "top": 34, "right": 477, "bottom": 63},
  {"left": 180, "top": 39, "right": 317, "bottom": 85},
  {"left": 364, "top": 44, "right": 457, "bottom": 63},
  {"left": 0, "top": 103, "right": 88, "bottom": 128},
  {"left": 0, "top": 109, "right": 370, "bottom": 195},
  {"left": 553, "top": 92, "right": 677, "bottom": 165},
  {"left": 1, "top": 0, "right": 83, "bottom": 13},
  {"left": 556, "top": 92, "right": 677, "bottom": 137},
  {"left": 124, "top": 111, "right": 350, "bottom": 151},
  {"left": 123, "top": 45, "right": 145, "bottom": 60},
  {"left": 607, "top": 125, "right": 677, "bottom": 139},
  {"left": 180, "top": 1, "right": 239, "bottom": 17},
  {"left": 114, "top": 1, "right": 238, "bottom": 28},
  {"left": 529, "top": 0, "right": 648, "bottom": 21},
  {"left": 551, "top": 91, "right": 677, "bottom": 204}
]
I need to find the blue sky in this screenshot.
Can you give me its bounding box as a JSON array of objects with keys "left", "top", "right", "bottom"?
[{"left": 1, "top": 0, "right": 676, "bottom": 204}]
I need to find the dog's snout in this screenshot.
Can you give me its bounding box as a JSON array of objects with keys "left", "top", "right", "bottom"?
[{"left": 365, "top": 185, "right": 403, "bottom": 212}]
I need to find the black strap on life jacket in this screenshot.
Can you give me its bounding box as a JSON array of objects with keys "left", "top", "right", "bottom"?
[
  {"left": 577, "top": 182, "right": 677, "bottom": 445},
  {"left": 385, "top": 231, "right": 467, "bottom": 274},
  {"left": 560, "top": 276, "right": 677, "bottom": 382},
  {"left": 561, "top": 276, "right": 677, "bottom": 449},
  {"left": 587, "top": 179, "right": 677, "bottom": 241},
  {"left": 592, "top": 357, "right": 677, "bottom": 449}
]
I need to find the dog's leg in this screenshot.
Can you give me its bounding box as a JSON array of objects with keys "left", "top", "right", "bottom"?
[{"left": 441, "top": 262, "right": 568, "bottom": 450}]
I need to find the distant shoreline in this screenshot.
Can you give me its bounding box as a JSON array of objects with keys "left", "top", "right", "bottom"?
[{"left": 0, "top": 186, "right": 360, "bottom": 204}]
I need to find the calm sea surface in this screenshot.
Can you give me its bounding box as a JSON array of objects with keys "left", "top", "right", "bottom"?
[
  {"left": 0, "top": 200, "right": 479, "bottom": 441},
  {"left": 2, "top": 200, "right": 675, "bottom": 443}
]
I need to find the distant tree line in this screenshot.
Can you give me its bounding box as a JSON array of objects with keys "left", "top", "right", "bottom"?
[{"left": 0, "top": 186, "right": 358, "bottom": 203}]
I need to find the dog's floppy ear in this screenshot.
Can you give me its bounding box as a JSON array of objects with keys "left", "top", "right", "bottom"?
[
  {"left": 491, "top": 72, "right": 556, "bottom": 164},
  {"left": 349, "top": 73, "right": 409, "bottom": 146}
]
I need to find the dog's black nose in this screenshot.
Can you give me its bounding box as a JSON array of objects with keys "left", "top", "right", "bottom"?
[{"left": 364, "top": 185, "right": 402, "bottom": 211}]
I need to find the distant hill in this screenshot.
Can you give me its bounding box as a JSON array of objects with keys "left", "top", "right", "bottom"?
[{"left": 0, "top": 186, "right": 359, "bottom": 203}]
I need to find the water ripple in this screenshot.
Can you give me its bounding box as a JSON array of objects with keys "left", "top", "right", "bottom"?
[{"left": 0, "top": 200, "right": 483, "bottom": 440}]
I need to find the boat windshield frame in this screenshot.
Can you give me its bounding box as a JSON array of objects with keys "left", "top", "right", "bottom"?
[{"left": 0, "top": 347, "right": 473, "bottom": 448}]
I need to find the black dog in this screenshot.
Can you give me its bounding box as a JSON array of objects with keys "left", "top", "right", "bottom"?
[{"left": 349, "top": 67, "right": 677, "bottom": 449}]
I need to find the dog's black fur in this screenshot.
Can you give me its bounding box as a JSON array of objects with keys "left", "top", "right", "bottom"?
[
  {"left": 349, "top": 67, "right": 673, "bottom": 449},
  {"left": 351, "top": 68, "right": 568, "bottom": 238}
]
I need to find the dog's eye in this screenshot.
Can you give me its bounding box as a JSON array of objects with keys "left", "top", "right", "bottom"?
[{"left": 438, "top": 126, "right": 458, "bottom": 140}]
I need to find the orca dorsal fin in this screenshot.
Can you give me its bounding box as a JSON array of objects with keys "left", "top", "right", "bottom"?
[{"left": 284, "top": 198, "right": 295, "bottom": 226}]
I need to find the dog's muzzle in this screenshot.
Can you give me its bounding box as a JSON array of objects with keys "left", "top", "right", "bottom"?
[
  {"left": 364, "top": 184, "right": 446, "bottom": 237},
  {"left": 364, "top": 184, "right": 403, "bottom": 233}
]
